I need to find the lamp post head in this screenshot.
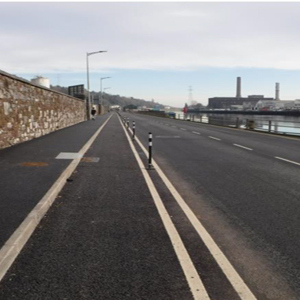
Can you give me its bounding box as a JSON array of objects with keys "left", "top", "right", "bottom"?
[{"left": 87, "top": 50, "right": 107, "bottom": 56}]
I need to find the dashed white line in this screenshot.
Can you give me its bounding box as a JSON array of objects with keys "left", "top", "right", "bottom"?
[
  {"left": 209, "top": 136, "right": 221, "bottom": 141},
  {"left": 275, "top": 156, "right": 300, "bottom": 166},
  {"left": 180, "top": 128, "right": 186, "bottom": 131},
  {"left": 192, "top": 131, "right": 201, "bottom": 135},
  {"left": 233, "top": 144, "right": 253, "bottom": 151}
]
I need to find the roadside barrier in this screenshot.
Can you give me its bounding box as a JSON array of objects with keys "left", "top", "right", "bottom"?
[{"left": 119, "top": 114, "right": 153, "bottom": 170}]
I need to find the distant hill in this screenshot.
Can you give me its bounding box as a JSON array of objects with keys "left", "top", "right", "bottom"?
[{"left": 50, "top": 85, "right": 164, "bottom": 109}]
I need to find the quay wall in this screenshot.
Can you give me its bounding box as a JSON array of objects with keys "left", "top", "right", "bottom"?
[{"left": 0, "top": 70, "right": 86, "bottom": 149}]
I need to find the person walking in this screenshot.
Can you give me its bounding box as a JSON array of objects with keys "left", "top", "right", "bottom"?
[{"left": 91, "top": 106, "right": 96, "bottom": 120}]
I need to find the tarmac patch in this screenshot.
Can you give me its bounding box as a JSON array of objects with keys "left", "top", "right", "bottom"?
[
  {"left": 20, "top": 162, "right": 49, "bottom": 167},
  {"left": 81, "top": 157, "right": 100, "bottom": 163}
]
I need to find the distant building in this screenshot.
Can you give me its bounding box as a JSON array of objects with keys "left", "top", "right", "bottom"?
[
  {"left": 294, "top": 100, "right": 300, "bottom": 110},
  {"left": 31, "top": 76, "right": 50, "bottom": 88},
  {"left": 208, "top": 96, "right": 274, "bottom": 110},
  {"left": 255, "top": 100, "right": 295, "bottom": 111},
  {"left": 208, "top": 77, "right": 274, "bottom": 110}
]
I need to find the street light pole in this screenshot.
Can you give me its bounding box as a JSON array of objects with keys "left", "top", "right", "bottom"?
[
  {"left": 100, "top": 77, "right": 111, "bottom": 105},
  {"left": 86, "top": 50, "right": 107, "bottom": 120}
]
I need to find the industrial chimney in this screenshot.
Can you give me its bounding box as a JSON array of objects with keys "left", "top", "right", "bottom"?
[
  {"left": 275, "top": 82, "right": 280, "bottom": 100},
  {"left": 236, "top": 77, "right": 241, "bottom": 98}
]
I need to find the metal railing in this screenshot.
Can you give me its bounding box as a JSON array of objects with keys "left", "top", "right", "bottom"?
[{"left": 173, "top": 114, "right": 300, "bottom": 137}]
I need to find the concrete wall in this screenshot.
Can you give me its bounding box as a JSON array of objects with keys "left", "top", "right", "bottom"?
[{"left": 0, "top": 70, "right": 86, "bottom": 149}]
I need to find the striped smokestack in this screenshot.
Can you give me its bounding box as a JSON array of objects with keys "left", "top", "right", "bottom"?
[
  {"left": 236, "top": 77, "right": 241, "bottom": 98},
  {"left": 275, "top": 82, "right": 280, "bottom": 100}
]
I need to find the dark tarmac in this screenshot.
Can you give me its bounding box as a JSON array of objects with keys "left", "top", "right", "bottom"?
[{"left": 0, "top": 114, "right": 194, "bottom": 299}]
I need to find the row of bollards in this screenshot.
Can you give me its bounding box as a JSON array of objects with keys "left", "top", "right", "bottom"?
[{"left": 120, "top": 115, "right": 152, "bottom": 169}]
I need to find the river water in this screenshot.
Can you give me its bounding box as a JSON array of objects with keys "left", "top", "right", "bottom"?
[{"left": 174, "top": 112, "right": 300, "bottom": 136}]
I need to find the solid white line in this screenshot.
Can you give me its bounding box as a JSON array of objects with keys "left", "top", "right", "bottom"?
[
  {"left": 233, "top": 144, "right": 253, "bottom": 151},
  {"left": 209, "top": 136, "right": 221, "bottom": 141},
  {"left": 119, "top": 116, "right": 210, "bottom": 300},
  {"left": 129, "top": 126, "right": 257, "bottom": 300},
  {"left": 0, "top": 114, "right": 113, "bottom": 282},
  {"left": 275, "top": 156, "right": 300, "bottom": 166},
  {"left": 192, "top": 131, "right": 201, "bottom": 135}
]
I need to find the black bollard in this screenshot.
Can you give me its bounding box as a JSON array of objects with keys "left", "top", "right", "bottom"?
[
  {"left": 132, "top": 121, "right": 135, "bottom": 141},
  {"left": 148, "top": 132, "right": 152, "bottom": 169}
]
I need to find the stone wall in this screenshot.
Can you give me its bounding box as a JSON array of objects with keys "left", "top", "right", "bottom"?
[{"left": 0, "top": 70, "right": 86, "bottom": 149}]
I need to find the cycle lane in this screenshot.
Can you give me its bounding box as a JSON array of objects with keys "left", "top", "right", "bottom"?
[{"left": 0, "top": 113, "right": 192, "bottom": 299}]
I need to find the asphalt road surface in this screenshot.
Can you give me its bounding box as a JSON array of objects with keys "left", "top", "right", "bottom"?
[
  {"left": 0, "top": 112, "right": 300, "bottom": 299},
  {"left": 122, "top": 112, "right": 300, "bottom": 299}
]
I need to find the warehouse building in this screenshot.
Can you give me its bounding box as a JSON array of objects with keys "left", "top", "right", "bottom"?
[{"left": 208, "top": 77, "right": 274, "bottom": 109}]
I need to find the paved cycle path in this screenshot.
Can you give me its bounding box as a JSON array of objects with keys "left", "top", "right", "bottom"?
[
  {"left": 0, "top": 114, "right": 110, "bottom": 248},
  {"left": 0, "top": 113, "right": 192, "bottom": 299}
]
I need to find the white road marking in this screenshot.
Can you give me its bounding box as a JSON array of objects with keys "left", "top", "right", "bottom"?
[
  {"left": 275, "top": 156, "right": 300, "bottom": 166},
  {"left": 119, "top": 116, "right": 210, "bottom": 300},
  {"left": 172, "top": 126, "right": 177, "bottom": 128},
  {"left": 128, "top": 125, "right": 257, "bottom": 300},
  {"left": 0, "top": 115, "right": 113, "bottom": 282},
  {"left": 233, "top": 144, "right": 253, "bottom": 151},
  {"left": 56, "top": 152, "right": 83, "bottom": 159},
  {"left": 192, "top": 131, "right": 201, "bottom": 135},
  {"left": 209, "top": 136, "right": 221, "bottom": 141},
  {"left": 180, "top": 128, "right": 187, "bottom": 131}
]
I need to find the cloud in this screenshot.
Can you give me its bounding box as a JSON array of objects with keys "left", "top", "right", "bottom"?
[{"left": 1, "top": 2, "right": 300, "bottom": 74}]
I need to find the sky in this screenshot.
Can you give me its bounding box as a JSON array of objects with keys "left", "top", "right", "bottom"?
[{"left": 2, "top": 2, "right": 300, "bottom": 108}]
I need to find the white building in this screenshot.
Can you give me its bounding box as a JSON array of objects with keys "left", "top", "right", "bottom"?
[
  {"left": 31, "top": 76, "right": 50, "bottom": 88},
  {"left": 255, "top": 100, "right": 295, "bottom": 111}
]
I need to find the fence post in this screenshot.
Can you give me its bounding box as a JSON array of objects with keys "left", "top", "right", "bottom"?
[
  {"left": 236, "top": 117, "right": 239, "bottom": 128},
  {"left": 148, "top": 132, "right": 152, "bottom": 169},
  {"left": 268, "top": 120, "right": 272, "bottom": 133},
  {"left": 132, "top": 121, "right": 135, "bottom": 141}
]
